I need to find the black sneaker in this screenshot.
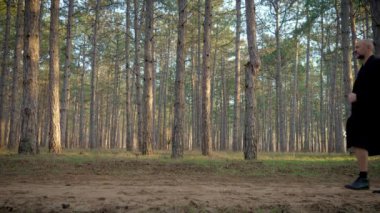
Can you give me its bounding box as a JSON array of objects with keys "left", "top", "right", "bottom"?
[{"left": 345, "top": 177, "right": 370, "bottom": 190}]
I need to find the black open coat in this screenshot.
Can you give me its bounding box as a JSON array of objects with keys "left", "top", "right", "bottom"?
[{"left": 346, "top": 55, "right": 380, "bottom": 156}]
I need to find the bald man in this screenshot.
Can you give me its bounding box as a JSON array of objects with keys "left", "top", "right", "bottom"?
[{"left": 345, "top": 39, "right": 380, "bottom": 193}]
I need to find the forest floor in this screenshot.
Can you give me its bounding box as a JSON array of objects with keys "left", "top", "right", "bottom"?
[{"left": 0, "top": 150, "right": 380, "bottom": 213}]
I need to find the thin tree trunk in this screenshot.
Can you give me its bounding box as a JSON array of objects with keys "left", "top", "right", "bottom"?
[
  {"left": 161, "top": 71, "right": 168, "bottom": 149},
  {"left": 111, "top": 35, "right": 121, "bottom": 149},
  {"left": 233, "top": 0, "right": 241, "bottom": 152},
  {"left": 304, "top": 6, "right": 311, "bottom": 152},
  {"left": 267, "top": 79, "right": 275, "bottom": 152},
  {"left": 61, "top": 0, "right": 74, "bottom": 149},
  {"left": 171, "top": 0, "right": 187, "bottom": 158},
  {"left": 289, "top": 13, "right": 299, "bottom": 153},
  {"left": 125, "top": 0, "right": 133, "bottom": 151},
  {"left": 341, "top": 0, "right": 353, "bottom": 121},
  {"left": 220, "top": 57, "right": 228, "bottom": 151},
  {"left": 8, "top": 0, "right": 24, "bottom": 151},
  {"left": 273, "top": 1, "right": 286, "bottom": 152},
  {"left": 327, "top": 30, "right": 336, "bottom": 153},
  {"left": 79, "top": 42, "right": 86, "bottom": 148},
  {"left": 335, "top": 1, "right": 345, "bottom": 152},
  {"left": 19, "top": 0, "right": 40, "bottom": 154},
  {"left": 202, "top": 0, "right": 212, "bottom": 156},
  {"left": 134, "top": 0, "right": 143, "bottom": 152},
  {"left": 210, "top": 42, "right": 218, "bottom": 150},
  {"left": 142, "top": 0, "right": 154, "bottom": 155},
  {"left": 349, "top": 0, "right": 359, "bottom": 75},
  {"left": 244, "top": 0, "right": 260, "bottom": 160},
  {"left": 90, "top": 0, "right": 100, "bottom": 149},
  {"left": 157, "top": 50, "right": 166, "bottom": 150},
  {"left": 319, "top": 9, "right": 326, "bottom": 153},
  {"left": 0, "top": 0, "right": 11, "bottom": 147},
  {"left": 196, "top": 0, "right": 202, "bottom": 150},
  {"left": 365, "top": 4, "right": 370, "bottom": 39},
  {"left": 191, "top": 40, "right": 197, "bottom": 150},
  {"left": 370, "top": 0, "right": 380, "bottom": 55}
]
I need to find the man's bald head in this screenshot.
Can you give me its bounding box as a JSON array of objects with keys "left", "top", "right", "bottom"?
[{"left": 354, "top": 39, "right": 375, "bottom": 61}]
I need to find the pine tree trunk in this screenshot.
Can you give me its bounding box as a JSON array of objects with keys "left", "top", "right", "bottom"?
[
  {"left": 221, "top": 57, "right": 228, "bottom": 151},
  {"left": 125, "top": 0, "right": 133, "bottom": 151},
  {"left": 290, "top": 37, "right": 299, "bottom": 152},
  {"left": 161, "top": 71, "right": 168, "bottom": 149},
  {"left": 273, "top": 2, "right": 286, "bottom": 152},
  {"left": 328, "top": 37, "right": 337, "bottom": 153},
  {"left": 304, "top": 7, "right": 311, "bottom": 152},
  {"left": 134, "top": 0, "right": 143, "bottom": 152},
  {"left": 111, "top": 35, "right": 121, "bottom": 149},
  {"left": 171, "top": 0, "right": 187, "bottom": 158},
  {"left": 267, "top": 80, "right": 275, "bottom": 151},
  {"left": 19, "top": 0, "right": 40, "bottom": 154},
  {"left": 90, "top": 0, "right": 100, "bottom": 149},
  {"left": 0, "top": 0, "right": 11, "bottom": 147},
  {"left": 191, "top": 41, "right": 197, "bottom": 150},
  {"left": 334, "top": 2, "right": 345, "bottom": 152},
  {"left": 233, "top": 0, "right": 241, "bottom": 152},
  {"left": 156, "top": 51, "right": 164, "bottom": 150},
  {"left": 370, "top": 0, "right": 380, "bottom": 55},
  {"left": 244, "top": 0, "right": 260, "bottom": 160},
  {"left": 196, "top": 0, "right": 202, "bottom": 150},
  {"left": 341, "top": 0, "right": 353, "bottom": 121},
  {"left": 142, "top": 0, "right": 154, "bottom": 155},
  {"left": 210, "top": 45, "right": 217, "bottom": 150},
  {"left": 349, "top": 0, "right": 358, "bottom": 75},
  {"left": 319, "top": 10, "right": 326, "bottom": 152},
  {"left": 79, "top": 42, "right": 86, "bottom": 148},
  {"left": 202, "top": 0, "right": 212, "bottom": 156},
  {"left": 8, "top": 0, "right": 24, "bottom": 151},
  {"left": 60, "top": 0, "right": 74, "bottom": 149},
  {"left": 48, "top": 0, "right": 62, "bottom": 153}
]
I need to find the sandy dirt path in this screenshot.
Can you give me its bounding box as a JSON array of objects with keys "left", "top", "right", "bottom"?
[{"left": 1, "top": 175, "right": 380, "bottom": 212}]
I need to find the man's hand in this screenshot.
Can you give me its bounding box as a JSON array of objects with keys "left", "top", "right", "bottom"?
[{"left": 348, "top": 93, "right": 357, "bottom": 103}]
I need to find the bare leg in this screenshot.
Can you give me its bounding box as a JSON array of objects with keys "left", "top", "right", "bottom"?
[
  {"left": 353, "top": 147, "right": 368, "bottom": 172},
  {"left": 345, "top": 147, "right": 370, "bottom": 190}
]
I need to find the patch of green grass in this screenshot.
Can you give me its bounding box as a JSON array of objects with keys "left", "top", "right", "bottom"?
[{"left": 1, "top": 149, "right": 379, "bottom": 179}]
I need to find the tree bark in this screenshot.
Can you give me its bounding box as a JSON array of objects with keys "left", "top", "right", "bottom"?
[
  {"left": 142, "top": 0, "right": 154, "bottom": 155},
  {"left": 89, "top": 0, "right": 100, "bottom": 149},
  {"left": 220, "top": 57, "right": 228, "bottom": 151},
  {"left": 19, "top": 0, "right": 40, "bottom": 154},
  {"left": 319, "top": 9, "right": 326, "bottom": 152},
  {"left": 0, "top": 0, "right": 11, "bottom": 147},
  {"left": 349, "top": 0, "right": 359, "bottom": 75},
  {"left": 244, "top": 0, "right": 260, "bottom": 160},
  {"left": 233, "top": 0, "right": 242, "bottom": 152},
  {"left": 272, "top": 1, "right": 286, "bottom": 152},
  {"left": 134, "top": 0, "right": 143, "bottom": 152},
  {"left": 171, "top": 0, "right": 187, "bottom": 158},
  {"left": 335, "top": 1, "right": 345, "bottom": 152},
  {"left": 304, "top": 6, "right": 311, "bottom": 152},
  {"left": 48, "top": 0, "right": 62, "bottom": 153},
  {"left": 196, "top": 0, "right": 202, "bottom": 150},
  {"left": 289, "top": 4, "right": 299, "bottom": 152},
  {"left": 61, "top": 0, "right": 74, "bottom": 149},
  {"left": 125, "top": 0, "right": 133, "bottom": 151},
  {"left": 8, "top": 0, "right": 24, "bottom": 151},
  {"left": 202, "top": 0, "right": 212, "bottom": 156},
  {"left": 341, "top": 0, "right": 353, "bottom": 121},
  {"left": 111, "top": 34, "right": 121, "bottom": 149},
  {"left": 79, "top": 42, "right": 87, "bottom": 148},
  {"left": 370, "top": 0, "right": 380, "bottom": 55}
]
